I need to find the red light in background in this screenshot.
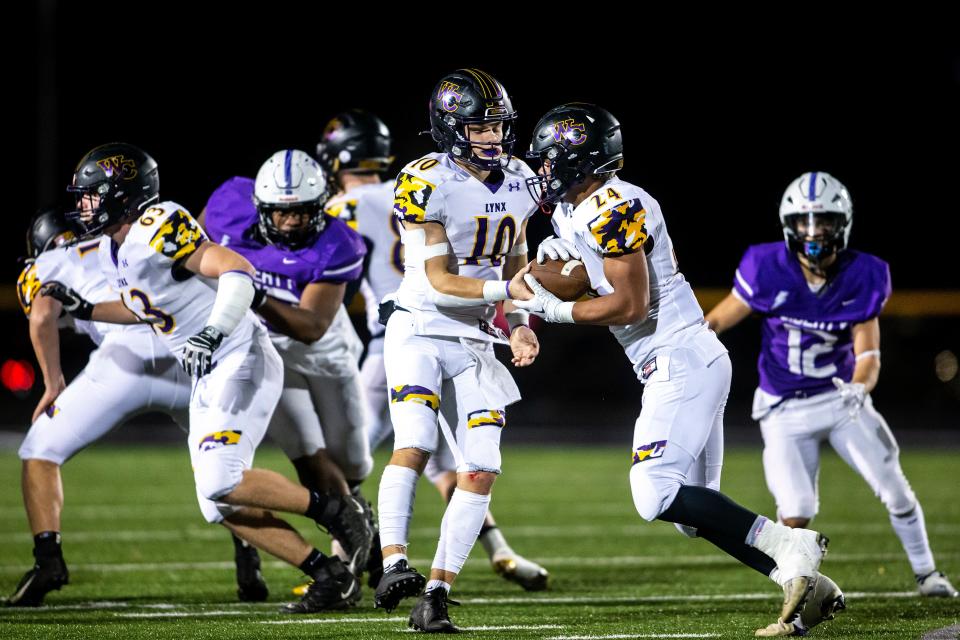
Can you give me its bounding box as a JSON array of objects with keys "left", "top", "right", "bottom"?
[{"left": 2, "top": 359, "right": 35, "bottom": 395}]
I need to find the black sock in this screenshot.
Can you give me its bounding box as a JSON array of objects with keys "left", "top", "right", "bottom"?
[
  {"left": 658, "top": 485, "right": 758, "bottom": 537},
  {"left": 658, "top": 486, "right": 773, "bottom": 577},
  {"left": 33, "top": 531, "right": 62, "bottom": 560},
  {"left": 696, "top": 527, "right": 777, "bottom": 577},
  {"left": 231, "top": 533, "right": 254, "bottom": 554},
  {"left": 304, "top": 490, "right": 335, "bottom": 522},
  {"left": 298, "top": 548, "right": 326, "bottom": 578},
  {"left": 479, "top": 523, "right": 497, "bottom": 538}
]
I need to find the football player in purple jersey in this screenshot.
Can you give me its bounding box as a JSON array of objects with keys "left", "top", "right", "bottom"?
[
  {"left": 707, "top": 171, "right": 957, "bottom": 602},
  {"left": 202, "top": 149, "right": 376, "bottom": 611}
]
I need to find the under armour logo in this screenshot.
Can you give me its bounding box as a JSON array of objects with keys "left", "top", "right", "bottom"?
[
  {"left": 552, "top": 119, "right": 587, "bottom": 146},
  {"left": 508, "top": 182, "right": 520, "bottom": 192}
]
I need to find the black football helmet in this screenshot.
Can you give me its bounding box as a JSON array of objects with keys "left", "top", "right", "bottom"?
[
  {"left": 26, "top": 207, "right": 78, "bottom": 260},
  {"left": 66, "top": 142, "right": 160, "bottom": 236},
  {"left": 526, "top": 103, "right": 624, "bottom": 206},
  {"left": 429, "top": 68, "right": 517, "bottom": 169},
  {"left": 316, "top": 109, "right": 394, "bottom": 180}
]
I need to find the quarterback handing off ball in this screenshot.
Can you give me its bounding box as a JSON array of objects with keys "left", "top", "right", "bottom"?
[{"left": 528, "top": 259, "right": 591, "bottom": 301}]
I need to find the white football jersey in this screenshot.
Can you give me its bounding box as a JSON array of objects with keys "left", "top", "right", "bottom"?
[
  {"left": 17, "top": 237, "right": 150, "bottom": 345},
  {"left": 327, "top": 180, "right": 402, "bottom": 335},
  {"left": 552, "top": 178, "right": 724, "bottom": 368},
  {"left": 393, "top": 152, "right": 538, "bottom": 342},
  {"left": 98, "top": 202, "right": 260, "bottom": 358}
]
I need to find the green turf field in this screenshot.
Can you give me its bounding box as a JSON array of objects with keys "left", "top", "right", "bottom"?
[{"left": 0, "top": 445, "right": 957, "bottom": 639}]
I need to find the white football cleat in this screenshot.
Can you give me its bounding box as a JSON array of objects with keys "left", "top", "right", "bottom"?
[
  {"left": 917, "top": 570, "right": 959, "bottom": 597},
  {"left": 756, "top": 571, "right": 845, "bottom": 637},
  {"left": 491, "top": 553, "right": 549, "bottom": 591}
]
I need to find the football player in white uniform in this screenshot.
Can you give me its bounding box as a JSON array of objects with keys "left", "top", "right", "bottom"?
[
  {"left": 320, "top": 109, "right": 549, "bottom": 592},
  {"left": 372, "top": 70, "right": 540, "bottom": 632},
  {"left": 515, "top": 104, "right": 844, "bottom": 636},
  {"left": 49, "top": 143, "right": 371, "bottom": 613},
  {"left": 6, "top": 208, "right": 192, "bottom": 607},
  {"left": 706, "top": 172, "right": 957, "bottom": 601},
  {"left": 202, "top": 149, "right": 375, "bottom": 601}
]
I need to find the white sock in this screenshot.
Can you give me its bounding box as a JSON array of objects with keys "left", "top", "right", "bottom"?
[
  {"left": 479, "top": 525, "right": 512, "bottom": 560},
  {"left": 425, "top": 579, "right": 451, "bottom": 593},
  {"left": 383, "top": 552, "right": 407, "bottom": 570},
  {"left": 747, "top": 516, "right": 788, "bottom": 556},
  {"left": 889, "top": 502, "right": 936, "bottom": 576},
  {"left": 378, "top": 465, "right": 419, "bottom": 549},
  {"left": 432, "top": 488, "right": 490, "bottom": 574}
]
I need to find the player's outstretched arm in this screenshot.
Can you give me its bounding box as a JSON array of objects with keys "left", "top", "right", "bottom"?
[
  {"left": 27, "top": 293, "right": 66, "bottom": 423},
  {"left": 705, "top": 292, "right": 752, "bottom": 334},
  {"left": 417, "top": 221, "right": 527, "bottom": 306},
  {"left": 257, "top": 281, "right": 346, "bottom": 344},
  {"left": 40, "top": 283, "right": 140, "bottom": 325}
]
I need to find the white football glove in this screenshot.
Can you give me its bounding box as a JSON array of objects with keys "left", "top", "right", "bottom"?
[
  {"left": 536, "top": 235, "right": 581, "bottom": 264},
  {"left": 832, "top": 377, "right": 866, "bottom": 418},
  {"left": 512, "top": 274, "right": 575, "bottom": 323}
]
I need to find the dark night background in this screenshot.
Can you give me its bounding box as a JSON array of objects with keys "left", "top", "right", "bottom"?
[{"left": 2, "top": 5, "right": 958, "bottom": 443}]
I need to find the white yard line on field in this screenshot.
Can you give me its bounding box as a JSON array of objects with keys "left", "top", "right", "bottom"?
[
  {"left": 2, "top": 552, "right": 955, "bottom": 576},
  {"left": 2, "top": 522, "right": 957, "bottom": 544}
]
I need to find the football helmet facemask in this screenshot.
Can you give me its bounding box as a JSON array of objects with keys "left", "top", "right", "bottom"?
[
  {"left": 254, "top": 149, "right": 329, "bottom": 250},
  {"left": 779, "top": 171, "right": 853, "bottom": 268}
]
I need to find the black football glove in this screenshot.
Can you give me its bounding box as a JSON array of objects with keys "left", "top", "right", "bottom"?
[
  {"left": 181, "top": 326, "right": 224, "bottom": 377},
  {"left": 40, "top": 282, "right": 95, "bottom": 320}
]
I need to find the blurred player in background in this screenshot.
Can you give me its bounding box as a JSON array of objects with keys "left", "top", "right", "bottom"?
[
  {"left": 202, "top": 149, "right": 375, "bottom": 602},
  {"left": 516, "top": 104, "right": 846, "bottom": 636},
  {"left": 706, "top": 171, "right": 958, "bottom": 599},
  {"left": 373, "top": 69, "right": 540, "bottom": 632},
  {"left": 319, "top": 109, "right": 549, "bottom": 593},
  {"left": 6, "top": 208, "right": 192, "bottom": 607},
  {"left": 49, "top": 143, "right": 372, "bottom": 614}
]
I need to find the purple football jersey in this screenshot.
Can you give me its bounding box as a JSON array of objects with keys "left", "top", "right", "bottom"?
[
  {"left": 734, "top": 242, "right": 891, "bottom": 398},
  {"left": 203, "top": 177, "right": 366, "bottom": 303}
]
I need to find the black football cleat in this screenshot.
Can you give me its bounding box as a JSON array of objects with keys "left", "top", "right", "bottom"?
[
  {"left": 279, "top": 555, "right": 360, "bottom": 614},
  {"left": 373, "top": 559, "right": 426, "bottom": 613},
  {"left": 408, "top": 588, "right": 461, "bottom": 633},
  {"left": 5, "top": 557, "right": 69, "bottom": 607},
  {"left": 232, "top": 534, "right": 268, "bottom": 602}
]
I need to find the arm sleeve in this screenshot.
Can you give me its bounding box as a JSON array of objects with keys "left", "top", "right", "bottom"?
[{"left": 732, "top": 246, "right": 769, "bottom": 313}]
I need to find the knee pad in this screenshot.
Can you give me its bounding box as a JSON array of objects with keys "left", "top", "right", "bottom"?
[
  {"left": 629, "top": 464, "right": 681, "bottom": 522},
  {"left": 880, "top": 471, "right": 918, "bottom": 516},
  {"left": 390, "top": 386, "right": 440, "bottom": 452},
  {"left": 194, "top": 455, "right": 245, "bottom": 501},
  {"left": 460, "top": 413, "right": 505, "bottom": 474},
  {"left": 18, "top": 422, "right": 68, "bottom": 465},
  {"left": 196, "top": 492, "right": 240, "bottom": 524}
]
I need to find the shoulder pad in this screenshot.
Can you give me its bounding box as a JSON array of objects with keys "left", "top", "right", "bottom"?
[
  {"left": 136, "top": 203, "right": 207, "bottom": 261},
  {"left": 587, "top": 194, "right": 648, "bottom": 256}
]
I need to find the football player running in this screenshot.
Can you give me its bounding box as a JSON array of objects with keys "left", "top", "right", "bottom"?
[
  {"left": 5, "top": 208, "right": 192, "bottom": 607},
  {"left": 319, "top": 109, "right": 549, "bottom": 593},
  {"left": 514, "top": 104, "right": 845, "bottom": 636},
  {"left": 202, "top": 149, "right": 375, "bottom": 601},
  {"left": 49, "top": 143, "right": 371, "bottom": 613},
  {"left": 373, "top": 69, "right": 540, "bottom": 633},
  {"left": 705, "top": 172, "right": 958, "bottom": 602}
]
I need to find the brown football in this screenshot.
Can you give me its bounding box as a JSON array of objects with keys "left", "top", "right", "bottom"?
[{"left": 528, "top": 259, "right": 591, "bottom": 301}]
